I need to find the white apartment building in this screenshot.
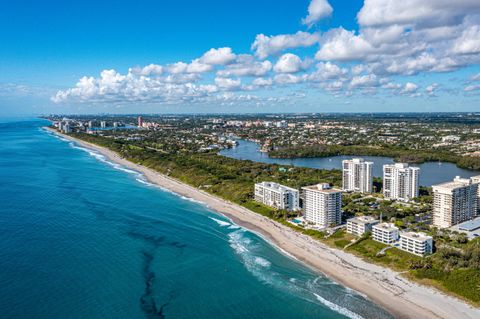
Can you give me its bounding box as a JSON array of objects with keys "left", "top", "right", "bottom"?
[
  {"left": 302, "top": 183, "right": 342, "bottom": 228},
  {"left": 254, "top": 182, "right": 300, "bottom": 211},
  {"left": 372, "top": 223, "right": 399, "bottom": 244},
  {"left": 432, "top": 176, "right": 480, "bottom": 229},
  {"left": 399, "top": 232, "right": 433, "bottom": 256},
  {"left": 342, "top": 158, "right": 373, "bottom": 193},
  {"left": 383, "top": 163, "right": 419, "bottom": 201},
  {"left": 346, "top": 216, "right": 379, "bottom": 236}
]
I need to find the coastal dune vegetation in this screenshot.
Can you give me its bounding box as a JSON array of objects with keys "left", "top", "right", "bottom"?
[{"left": 71, "top": 132, "right": 480, "bottom": 306}]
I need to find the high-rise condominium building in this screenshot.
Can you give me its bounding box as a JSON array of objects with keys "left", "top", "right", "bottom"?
[
  {"left": 342, "top": 158, "right": 373, "bottom": 193},
  {"left": 383, "top": 163, "right": 419, "bottom": 201},
  {"left": 138, "top": 116, "right": 143, "bottom": 127},
  {"left": 254, "top": 182, "right": 299, "bottom": 211},
  {"left": 302, "top": 183, "right": 342, "bottom": 228},
  {"left": 432, "top": 176, "right": 480, "bottom": 229}
]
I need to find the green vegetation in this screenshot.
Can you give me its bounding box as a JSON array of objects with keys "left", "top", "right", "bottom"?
[
  {"left": 69, "top": 131, "right": 480, "bottom": 306},
  {"left": 269, "top": 144, "right": 480, "bottom": 170}
]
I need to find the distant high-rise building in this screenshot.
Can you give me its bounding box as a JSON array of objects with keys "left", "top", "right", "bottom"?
[
  {"left": 254, "top": 182, "right": 299, "bottom": 211},
  {"left": 63, "top": 123, "right": 71, "bottom": 133},
  {"left": 383, "top": 163, "right": 419, "bottom": 201},
  {"left": 342, "top": 158, "right": 373, "bottom": 193},
  {"left": 100, "top": 121, "right": 106, "bottom": 128},
  {"left": 88, "top": 121, "right": 93, "bottom": 128},
  {"left": 138, "top": 116, "right": 143, "bottom": 127},
  {"left": 302, "top": 183, "right": 342, "bottom": 228},
  {"left": 432, "top": 176, "right": 480, "bottom": 229}
]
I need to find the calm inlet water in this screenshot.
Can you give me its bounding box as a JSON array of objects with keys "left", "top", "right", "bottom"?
[
  {"left": 0, "top": 118, "right": 393, "bottom": 319},
  {"left": 220, "top": 140, "right": 480, "bottom": 186}
]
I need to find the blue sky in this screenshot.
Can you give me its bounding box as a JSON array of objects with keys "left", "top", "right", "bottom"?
[{"left": 1, "top": 0, "right": 480, "bottom": 115}]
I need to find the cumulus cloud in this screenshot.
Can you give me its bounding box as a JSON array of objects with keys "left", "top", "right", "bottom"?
[
  {"left": 273, "top": 53, "right": 307, "bottom": 73},
  {"left": 214, "top": 77, "right": 242, "bottom": 91},
  {"left": 251, "top": 31, "right": 320, "bottom": 59},
  {"left": 316, "top": 28, "right": 373, "bottom": 61},
  {"left": 350, "top": 74, "right": 379, "bottom": 88},
  {"left": 403, "top": 82, "right": 418, "bottom": 93},
  {"left": 217, "top": 55, "right": 272, "bottom": 77},
  {"left": 302, "top": 0, "right": 333, "bottom": 27},
  {"left": 200, "top": 47, "right": 236, "bottom": 65},
  {"left": 52, "top": 0, "right": 480, "bottom": 105}
]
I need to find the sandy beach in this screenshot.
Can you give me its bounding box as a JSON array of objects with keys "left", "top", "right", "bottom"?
[{"left": 47, "top": 127, "right": 480, "bottom": 319}]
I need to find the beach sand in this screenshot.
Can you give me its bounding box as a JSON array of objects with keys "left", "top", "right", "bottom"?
[{"left": 48, "top": 127, "right": 480, "bottom": 319}]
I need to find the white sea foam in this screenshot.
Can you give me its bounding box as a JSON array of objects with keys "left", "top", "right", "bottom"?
[
  {"left": 313, "top": 293, "right": 364, "bottom": 319},
  {"left": 254, "top": 256, "right": 271, "bottom": 268},
  {"left": 209, "top": 217, "right": 231, "bottom": 227}
]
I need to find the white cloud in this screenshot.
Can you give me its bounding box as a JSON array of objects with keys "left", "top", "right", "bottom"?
[
  {"left": 273, "top": 53, "right": 305, "bottom": 73},
  {"left": 186, "top": 59, "right": 214, "bottom": 73},
  {"left": 302, "top": 0, "right": 333, "bottom": 27},
  {"left": 251, "top": 31, "right": 320, "bottom": 59},
  {"left": 167, "top": 62, "right": 189, "bottom": 74},
  {"left": 425, "top": 83, "right": 439, "bottom": 95},
  {"left": 452, "top": 25, "right": 480, "bottom": 55},
  {"left": 350, "top": 74, "right": 378, "bottom": 88},
  {"left": 471, "top": 73, "right": 480, "bottom": 81},
  {"left": 274, "top": 74, "right": 304, "bottom": 84},
  {"left": 357, "top": 0, "right": 480, "bottom": 28},
  {"left": 403, "top": 82, "right": 418, "bottom": 93},
  {"left": 316, "top": 28, "right": 373, "bottom": 61},
  {"left": 214, "top": 77, "right": 242, "bottom": 90},
  {"left": 217, "top": 55, "right": 272, "bottom": 77},
  {"left": 129, "top": 64, "right": 163, "bottom": 76},
  {"left": 465, "top": 84, "right": 480, "bottom": 92},
  {"left": 307, "top": 62, "right": 347, "bottom": 82},
  {"left": 200, "top": 47, "right": 236, "bottom": 65},
  {"left": 252, "top": 77, "right": 273, "bottom": 87}
]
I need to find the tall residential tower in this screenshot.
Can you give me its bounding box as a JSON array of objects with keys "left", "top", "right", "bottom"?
[
  {"left": 342, "top": 158, "right": 373, "bottom": 193},
  {"left": 302, "top": 183, "right": 342, "bottom": 228},
  {"left": 432, "top": 176, "right": 480, "bottom": 229},
  {"left": 383, "top": 163, "right": 419, "bottom": 201}
]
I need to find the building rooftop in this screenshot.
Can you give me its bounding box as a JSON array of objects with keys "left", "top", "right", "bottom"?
[
  {"left": 458, "top": 217, "right": 480, "bottom": 232},
  {"left": 348, "top": 216, "right": 379, "bottom": 224},
  {"left": 373, "top": 222, "right": 398, "bottom": 232},
  {"left": 302, "top": 183, "right": 341, "bottom": 193},
  {"left": 432, "top": 176, "right": 475, "bottom": 190},
  {"left": 400, "top": 231, "right": 432, "bottom": 241},
  {"left": 257, "top": 181, "right": 297, "bottom": 192}
]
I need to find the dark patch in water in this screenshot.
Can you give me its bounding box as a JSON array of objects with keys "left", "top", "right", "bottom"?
[{"left": 139, "top": 251, "right": 175, "bottom": 319}]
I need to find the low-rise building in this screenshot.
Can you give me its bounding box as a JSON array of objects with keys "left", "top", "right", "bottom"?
[
  {"left": 254, "top": 182, "right": 299, "bottom": 211},
  {"left": 399, "top": 232, "right": 433, "bottom": 256},
  {"left": 346, "top": 216, "right": 379, "bottom": 236},
  {"left": 372, "top": 222, "right": 399, "bottom": 244}
]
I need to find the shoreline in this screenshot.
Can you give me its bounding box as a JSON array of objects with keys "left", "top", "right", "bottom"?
[{"left": 46, "top": 127, "right": 480, "bottom": 319}]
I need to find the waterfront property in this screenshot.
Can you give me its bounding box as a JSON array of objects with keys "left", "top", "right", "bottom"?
[
  {"left": 346, "top": 216, "right": 379, "bottom": 236},
  {"left": 399, "top": 232, "right": 433, "bottom": 256},
  {"left": 302, "top": 183, "right": 342, "bottom": 228},
  {"left": 254, "top": 182, "right": 300, "bottom": 211},
  {"left": 372, "top": 222, "right": 400, "bottom": 245},
  {"left": 383, "top": 163, "right": 419, "bottom": 202},
  {"left": 342, "top": 158, "right": 373, "bottom": 193},
  {"left": 432, "top": 176, "right": 480, "bottom": 228}
]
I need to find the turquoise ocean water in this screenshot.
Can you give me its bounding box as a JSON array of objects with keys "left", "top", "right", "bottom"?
[{"left": 0, "top": 118, "right": 393, "bottom": 319}]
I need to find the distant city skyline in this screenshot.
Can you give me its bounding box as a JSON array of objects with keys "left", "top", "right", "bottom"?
[{"left": 1, "top": 0, "right": 480, "bottom": 116}]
